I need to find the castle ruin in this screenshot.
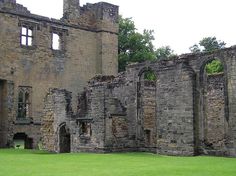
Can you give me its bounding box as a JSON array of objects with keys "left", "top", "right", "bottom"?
[{"left": 1, "top": 0, "right": 236, "bottom": 157}]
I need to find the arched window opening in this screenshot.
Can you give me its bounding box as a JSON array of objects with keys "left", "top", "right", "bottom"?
[
  {"left": 201, "top": 58, "right": 228, "bottom": 152},
  {"left": 137, "top": 68, "right": 157, "bottom": 150}
]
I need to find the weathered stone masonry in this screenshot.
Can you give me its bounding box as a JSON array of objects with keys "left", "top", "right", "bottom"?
[
  {"left": 1, "top": 0, "right": 236, "bottom": 157},
  {"left": 42, "top": 46, "right": 236, "bottom": 157},
  {"left": 0, "top": 0, "right": 118, "bottom": 148}
]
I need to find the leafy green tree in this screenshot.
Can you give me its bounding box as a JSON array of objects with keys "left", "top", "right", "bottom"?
[
  {"left": 189, "top": 36, "right": 226, "bottom": 53},
  {"left": 118, "top": 16, "right": 156, "bottom": 71},
  {"left": 155, "top": 46, "right": 176, "bottom": 60},
  {"left": 189, "top": 37, "right": 226, "bottom": 74},
  {"left": 200, "top": 37, "right": 226, "bottom": 52},
  {"left": 189, "top": 44, "right": 201, "bottom": 53}
]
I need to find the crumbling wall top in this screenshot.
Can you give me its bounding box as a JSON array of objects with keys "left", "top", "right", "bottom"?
[
  {"left": 0, "top": 0, "right": 119, "bottom": 33},
  {"left": 0, "top": 0, "right": 30, "bottom": 14}
]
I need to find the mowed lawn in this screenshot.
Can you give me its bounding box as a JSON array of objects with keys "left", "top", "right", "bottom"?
[{"left": 0, "top": 149, "right": 236, "bottom": 176}]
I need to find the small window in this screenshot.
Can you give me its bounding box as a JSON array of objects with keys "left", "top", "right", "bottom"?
[
  {"left": 79, "top": 122, "right": 91, "bottom": 137},
  {"left": 52, "top": 33, "right": 61, "bottom": 50},
  {"left": 21, "top": 26, "right": 33, "bottom": 46},
  {"left": 17, "top": 86, "right": 32, "bottom": 119}
]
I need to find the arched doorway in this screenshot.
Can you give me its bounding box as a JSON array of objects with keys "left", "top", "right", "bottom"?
[
  {"left": 13, "top": 133, "right": 33, "bottom": 149},
  {"left": 137, "top": 68, "right": 157, "bottom": 150},
  {"left": 59, "top": 124, "right": 71, "bottom": 153},
  {"left": 200, "top": 58, "right": 229, "bottom": 154}
]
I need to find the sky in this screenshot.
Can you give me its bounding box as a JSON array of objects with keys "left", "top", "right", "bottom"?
[{"left": 17, "top": 0, "right": 236, "bottom": 54}]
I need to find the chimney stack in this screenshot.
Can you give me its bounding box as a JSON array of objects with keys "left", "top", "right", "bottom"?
[{"left": 63, "top": 0, "right": 80, "bottom": 21}]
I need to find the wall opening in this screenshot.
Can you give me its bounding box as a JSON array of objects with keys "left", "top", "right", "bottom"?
[
  {"left": 17, "top": 86, "right": 32, "bottom": 120},
  {"left": 59, "top": 124, "right": 71, "bottom": 153},
  {"left": 79, "top": 122, "right": 91, "bottom": 137},
  {"left": 21, "top": 26, "right": 33, "bottom": 46},
  {"left": 137, "top": 68, "right": 157, "bottom": 149},
  {"left": 200, "top": 58, "right": 228, "bottom": 154},
  {"left": 52, "top": 33, "right": 61, "bottom": 50},
  {"left": 13, "top": 133, "right": 33, "bottom": 149},
  {"left": 0, "top": 80, "right": 7, "bottom": 148}
]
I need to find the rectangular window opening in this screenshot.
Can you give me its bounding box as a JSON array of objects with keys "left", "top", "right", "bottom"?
[
  {"left": 52, "top": 33, "right": 61, "bottom": 50},
  {"left": 79, "top": 122, "right": 91, "bottom": 137},
  {"left": 21, "top": 26, "right": 33, "bottom": 47},
  {"left": 17, "top": 87, "right": 32, "bottom": 119}
]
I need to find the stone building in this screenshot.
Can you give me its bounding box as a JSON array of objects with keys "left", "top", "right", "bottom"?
[
  {"left": 1, "top": 0, "right": 236, "bottom": 157},
  {"left": 0, "top": 0, "right": 118, "bottom": 148}
]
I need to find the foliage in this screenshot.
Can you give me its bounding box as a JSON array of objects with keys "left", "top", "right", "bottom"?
[
  {"left": 118, "top": 16, "right": 156, "bottom": 72},
  {"left": 155, "top": 46, "right": 176, "bottom": 60},
  {"left": 1, "top": 149, "right": 236, "bottom": 176},
  {"left": 144, "top": 70, "right": 157, "bottom": 81},
  {"left": 189, "top": 36, "right": 226, "bottom": 53},
  {"left": 118, "top": 16, "right": 178, "bottom": 72},
  {"left": 189, "top": 37, "right": 226, "bottom": 74},
  {"left": 189, "top": 44, "right": 201, "bottom": 53},
  {"left": 205, "top": 59, "right": 224, "bottom": 74},
  {"left": 199, "top": 37, "right": 226, "bottom": 52}
]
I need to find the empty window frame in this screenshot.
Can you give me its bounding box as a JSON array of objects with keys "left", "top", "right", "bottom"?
[
  {"left": 21, "top": 26, "right": 33, "bottom": 46},
  {"left": 17, "top": 86, "right": 32, "bottom": 119},
  {"left": 79, "top": 122, "right": 91, "bottom": 137},
  {"left": 52, "top": 33, "right": 61, "bottom": 50}
]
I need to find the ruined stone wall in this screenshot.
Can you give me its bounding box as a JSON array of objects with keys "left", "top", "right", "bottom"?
[
  {"left": 155, "top": 62, "right": 195, "bottom": 156},
  {"left": 181, "top": 47, "right": 236, "bottom": 156},
  {"left": 73, "top": 74, "right": 138, "bottom": 152},
  {"left": 73, "top": 83, "right": 107, "bottom": 152},
  {"left": 41, "top": 89, "right": 72, "bottom": 153},
  {"left": 103, "top": 74, "right": 139, "bottom": 151},
  {"left": 0, "top": 0, "right": 118, "bottom": 148},
  {"left": 42, "top": 47, "right": 236, "bottom": 157},
  {"left": 74, "top": 61, "right": 196, "bottom": 155}
]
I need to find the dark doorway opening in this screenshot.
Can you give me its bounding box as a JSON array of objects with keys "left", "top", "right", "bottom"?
[{"left": 59, "top": 125, "right": 71, "bottom": 153}]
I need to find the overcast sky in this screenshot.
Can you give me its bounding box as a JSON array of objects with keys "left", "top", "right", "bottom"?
[{"left": 17, "top": 0, "right": 236, "bottom": 54}]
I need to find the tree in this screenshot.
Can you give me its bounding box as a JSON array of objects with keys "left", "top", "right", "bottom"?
[
  {"left": 189, "top": 44, "right": 201, "bottom": 53},
  {"left": 205, "top": 59, "right": 224, "bottom": 74},
  {"left": 189, "top": 36, "right": 226, "bottom": 53},
  {"left": 118, "top": 16, "right": 156, "bottom": 71},
  {"left": 155, "top": 46, "right": 176, "bottom": 60},
  {"left": 189, "top": 36, "right": 226, "bottom": 74}
]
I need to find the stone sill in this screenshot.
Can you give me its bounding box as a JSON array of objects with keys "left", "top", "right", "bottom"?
[
  {"left": 14, "top": 119, "right": 41, "bottom": 125},
  {"left": 79, "top": 135, "right": 91, "bottom": 140},
  {"left": 21, "top": 45, "right": 37, "bottom": 50},
  {"left": 14, "top": 118, "right": 32, "bottom": 125}
]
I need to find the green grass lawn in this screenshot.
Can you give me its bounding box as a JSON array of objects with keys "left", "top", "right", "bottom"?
[{"left": 0, "top": 149, "right": 236, "bottom": 176}]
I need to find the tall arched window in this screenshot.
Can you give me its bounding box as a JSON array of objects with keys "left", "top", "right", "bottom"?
[
  {"left": 137, "top": 68, "right": 157, "bottom": 149},
  {"left": 200, "top": 58, "right": 228, "bottom": 152},
  {"left": 17, "top": 86, "right": 32, "bottom": 119}
]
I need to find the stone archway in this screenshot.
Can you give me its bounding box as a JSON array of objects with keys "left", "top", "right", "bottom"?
[
  {"left": 59, "top": 124, "right": 71, "bottom": 153},
  {"left": 199, "top": 58, "right": 229, "bottom": 154}
]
